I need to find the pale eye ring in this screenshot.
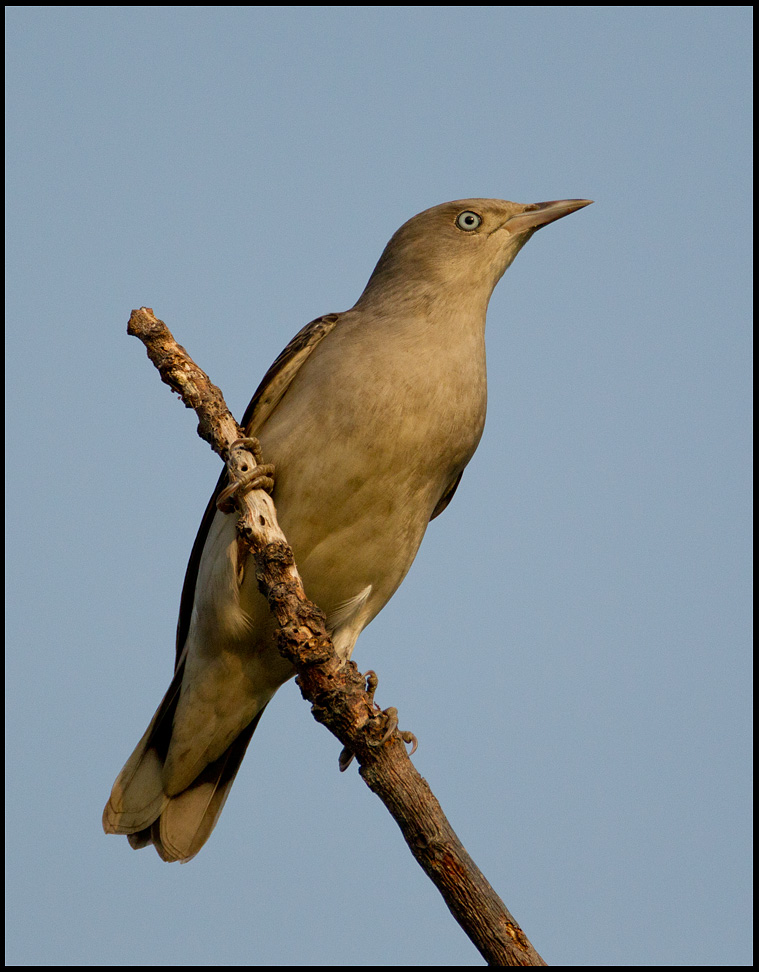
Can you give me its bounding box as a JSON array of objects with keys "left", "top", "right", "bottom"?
[{"left": 456, "top": 210, "right": 482, "bottom": 231}]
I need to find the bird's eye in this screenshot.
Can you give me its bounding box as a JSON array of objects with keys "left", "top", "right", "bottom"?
[{"left": 455, "top": 211, "right": 482, "bottom": 231}]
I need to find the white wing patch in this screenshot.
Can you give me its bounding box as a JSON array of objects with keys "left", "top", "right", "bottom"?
[
  {"left": 327, "top": 585, "right": 373, "bottom": 662},
  {"left": 328, "top": 585, "right": 373, "bottom": 630}
]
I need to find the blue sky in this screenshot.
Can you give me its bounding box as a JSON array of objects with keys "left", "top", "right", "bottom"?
[{"left": 6, "top": 7, "right": 752, "bottom": 966}]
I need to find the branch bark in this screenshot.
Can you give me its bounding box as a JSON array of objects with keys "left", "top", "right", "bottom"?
[{"left": 126, "top": 306, "right": 548, "bottom": 967}]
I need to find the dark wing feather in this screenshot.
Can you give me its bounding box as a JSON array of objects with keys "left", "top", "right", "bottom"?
[
  {"left": 429, "top": 470, "right": 464, "bottom": 521},
  {"left": 240, "top": 314, "right": 340, "bottom": 433},
  {"left": 174, "top": 314, "right": 341, "bottom": 667}
]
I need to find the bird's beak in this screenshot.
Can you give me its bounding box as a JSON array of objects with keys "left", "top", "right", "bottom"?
[{"left": 504, "top": 198, "right": 593, "bottom": 235}]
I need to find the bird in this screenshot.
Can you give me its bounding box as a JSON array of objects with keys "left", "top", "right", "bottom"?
[{"left": 103, "top": 196, "right": 592, "bottom": 862}]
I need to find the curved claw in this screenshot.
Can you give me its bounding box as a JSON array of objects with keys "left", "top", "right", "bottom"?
[
  {"left": 339, "top": 670, "right": 417, "bottom": 768},
  {"left": 367, "top": 706, "right": 399, "bottom": 748},
  {"left": 227, "top": 437, "right": 264, "bottom": 464},
  {"left": 364, "top": 670, "right": 380, "bottom": 708},
  {"left": 400, "top": 730, "right": 418, "bottom": 756},
  {"left": 217, "top": 471, "right": 275, "bottom": 511},
  {"left": 217, "top": 438, "right": 276, "bottom": 512},
  {"left": 338, "top": 746, "right": 355, "bottom": 772}
]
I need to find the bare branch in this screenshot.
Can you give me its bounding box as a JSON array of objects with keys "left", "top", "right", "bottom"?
[{"left": 126, "top": 306, "right": 547, "bottom": 966}]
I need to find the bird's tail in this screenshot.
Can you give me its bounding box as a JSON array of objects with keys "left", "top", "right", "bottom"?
[{"left": 102, "top": 665, "right": 265, "bottom": 862}]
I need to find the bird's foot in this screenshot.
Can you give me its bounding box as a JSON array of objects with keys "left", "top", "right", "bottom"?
[
  {"left": 217, "top": 437, "right": 275, "bottom": 512},
  {"left": 367, "top": 706, "right": 418, "bottom": 757},
  {"left": 338, "top": 671, "right": 418, "bottom": 771},
  {"left": 364, "top": 670, "right": 418, "bottom": 754},
  {"left": 367, "top": 705, "right": 419, "bottom": 756}
]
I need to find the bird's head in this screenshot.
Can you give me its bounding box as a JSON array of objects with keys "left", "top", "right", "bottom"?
[{"left": 356, "top": 197, "right": 592, "bottom": 311}]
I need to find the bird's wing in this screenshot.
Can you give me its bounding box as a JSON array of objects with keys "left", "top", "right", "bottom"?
[
  {"left": 174, "top": 314, "right": 341, "bottom": 667},
  {"left": 429, "top": 469, "right": 465, "bottom": 521},
  {"left": 239, "top": 313, "right": 340, "bottom": 434}
]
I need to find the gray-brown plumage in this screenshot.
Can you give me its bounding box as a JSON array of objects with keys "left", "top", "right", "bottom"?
[{"left": 103, "top": 197, "right": 592, "bottom": 861}]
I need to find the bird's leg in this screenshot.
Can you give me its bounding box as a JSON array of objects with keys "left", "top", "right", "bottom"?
[{"left": 217, "top": 437, "right": 276, "bottom": 512}]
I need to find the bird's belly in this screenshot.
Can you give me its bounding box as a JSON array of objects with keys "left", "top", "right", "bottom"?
[{"left": 191, "top": 328, "right": 486, "bottom": 661}]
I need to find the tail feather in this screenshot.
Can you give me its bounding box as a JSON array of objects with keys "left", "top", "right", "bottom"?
[
  {"left": 103, "top": 669, "right": 267, "bottom": 862},
  {"left": 103, "top": 666, "right": 183, "bottom": 835},
  {"left": 151, "top": 712, "right": 262, "bottom": 862}
]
